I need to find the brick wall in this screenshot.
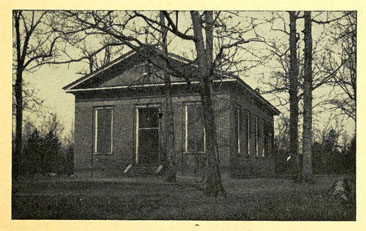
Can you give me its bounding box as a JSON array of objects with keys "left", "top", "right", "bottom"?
[
  {"left": 73, "top": 92, "right": 232, "bottom": 177},
  {"left": 230, "top": 87, "right": 276, "bottom": 178},
  {"left": 73, "top": 87, "right": 277, "bottom": 178}
]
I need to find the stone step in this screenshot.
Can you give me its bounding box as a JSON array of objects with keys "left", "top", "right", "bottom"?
[{"left": 124, "top": 164, "right": 161, "bottom": 177}]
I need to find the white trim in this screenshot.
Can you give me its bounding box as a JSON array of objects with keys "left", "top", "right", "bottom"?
[
  {"left": 237, "top": 107, "right": 241, "bottom": 153},
  {"left": 246, "top": 110, "right": 251, "bottom": 156},
  {"left": 94, "top": 109, "right": 98, "bottom": 153},
  {"left": 63, "top": 49, "right": 279, "bottom": 114},
  {"left": 135, "top": 104, "right": 161, "bottom": 108},
  {"left": 111, "top": 110, "right": 114, "bottom": 154},
  {"left": 135, "top": 107, "right": 139, "bottom": 164},
  {"left": 65, "top": 79, "right": 236, "bottom": 93},
  {"left": 185, "top": 105, "right": 188, "bottom": 152},
  {"left": 65, "top": 51, "right": 198, "bottom": 91},
  {"left": 68, "top": 76, "right": 280, "bottom": 114},
  {"left": 184, "top": 102, "right": 206, "bottom": 153},
  {"left": 203, "top": 127, "right": 206, "bottom": 153},
  {"left": 139, "top": 127, "right": 159, "bottom": 130},
  {"left": 64, "top": 52, "right": 136, "bottom": 90},
  {"left": 262, "top": 119, "right": 265, "bottom": 157},
  {"left": 235, "top": 79, "right": 280, "bottom": 115},
  {"left": 135, "top": 104, "right": 161, "bottom": 164}
]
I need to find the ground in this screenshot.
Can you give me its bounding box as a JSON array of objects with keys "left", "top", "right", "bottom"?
[{"left": 12, "top": 175, "right": 355, "bottom": 220}]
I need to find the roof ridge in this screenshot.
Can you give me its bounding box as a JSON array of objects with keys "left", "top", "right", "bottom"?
[{"left": 62, "top": 46, "right": 279, "bottom": 115}]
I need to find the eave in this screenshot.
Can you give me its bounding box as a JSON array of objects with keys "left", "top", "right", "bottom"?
[{"left": 66, "top": 78, "right": 280, "bottom": 116}]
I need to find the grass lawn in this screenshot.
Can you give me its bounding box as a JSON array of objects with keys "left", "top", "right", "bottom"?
[{"left": 12, "top": 175, "right": 356, "bottom": 220}]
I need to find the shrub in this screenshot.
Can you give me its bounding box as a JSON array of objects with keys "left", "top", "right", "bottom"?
[{"left": 23, "top": 129, "right": 73, "bottom": 176}]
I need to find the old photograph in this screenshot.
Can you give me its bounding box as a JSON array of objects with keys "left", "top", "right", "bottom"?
[{"left": 11, "top": 10, "right": 356, "bottom": 220}]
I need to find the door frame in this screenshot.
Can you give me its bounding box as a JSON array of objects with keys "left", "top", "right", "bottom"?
[{"left": 135, "top": 104, "right": 161, "bottom": 165}]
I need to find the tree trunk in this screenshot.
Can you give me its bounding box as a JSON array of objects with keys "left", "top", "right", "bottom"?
[
  {"left": 14, "top": 69, "right": 23, "bottom": 177},
  {"left": 14, "top": 12, "right": 24, "bottom": 177},
  {"left": 288, "top": 11, "right": 300, "bottom": 179},
  {"left": 160, "top": 12, "right": 177, "bottom": 182},
  {"left": 302, "top": 11, "right": 313, "bottom": 179},
  {"left": 200, "top": 78, "right": 225, "bottom": 196},
  {"left": 191, "top": 11, "right": 225, "bottom": 196}
]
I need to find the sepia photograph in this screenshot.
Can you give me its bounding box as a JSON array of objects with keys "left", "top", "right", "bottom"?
[{"left": 10, "top": 9, "right": 356, "bottom": 221}]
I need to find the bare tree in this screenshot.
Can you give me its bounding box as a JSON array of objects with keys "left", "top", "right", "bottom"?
[
  {"left": 326, "top": 12, "right": 356, "bottom": 122},
  {"left": 13, "top": 10, "right": 64, "bottom": 176},
  {"left": 260, "top": 11, "right": 354, "bottom": 179},
  {"left": 159, "top": 12, "right": 177, "bottom": 182},
  {"left": 302, "top": 11, "right": 313, "bottom": 179},
  {"left": 257, "top": 12, "right": 302, "bottom": 177},
  {"left": 300, "top": 11, "right": 356, "bottom": 178},
  {"left": 12, "top": 79, "right": 44, "bottom": 118},
  {"left": 56, "top": 10, "right": 262, "bottom": 196},
  {"left": 288, "top": 11, "right": 301, "bottom": 178},
  {"left": 188, "top": 11, "right": 225, "bottom": 196},
  {"left": 76, "top": 43, "right": 125, "bottom": 75}
]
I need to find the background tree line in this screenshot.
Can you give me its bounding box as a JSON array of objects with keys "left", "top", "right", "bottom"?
[{"left": 14, "top": 113, "right": 74, "bottom": 176}]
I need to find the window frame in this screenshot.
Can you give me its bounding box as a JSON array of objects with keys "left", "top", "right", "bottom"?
[
  {"left": 184, "top": 102, "right": 206, "bottom": 153},
  {"left": 135, "top": 104, "right": 161, "bottom": 164},
  {"left": 263, "top": 121, "right": 273, "bottom": 158},
  {"left": 245, "top": 110, "right": 251, "bottom": 156},
  {"left": 262, "top": 119, "right": 268, "bottom": 158},
  {"left": 234, "top": 104, "right": 242, "bottom": 154},
  {"left": 93, "top": 106, "right": 114, "bottom": 155},
  {"left": 260, "top": 118, "right": 265, "bottom": 158}
]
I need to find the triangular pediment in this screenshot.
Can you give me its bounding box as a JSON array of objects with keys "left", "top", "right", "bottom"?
[
  {"left": 63, "top": 49, "right": 192, "bottom": 91},
  {"left": 63, "top": 47, "right": 280, "bottom": 115}
]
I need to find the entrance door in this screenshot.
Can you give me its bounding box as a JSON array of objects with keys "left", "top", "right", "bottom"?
[{"left": 136, "top": 107, "right": 159, "bottom": 164}]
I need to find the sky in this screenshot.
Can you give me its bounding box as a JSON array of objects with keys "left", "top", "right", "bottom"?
[
  {"left": 19, "top": 11, "right": 356, "bottom": 144},
  {"left": 23, "top": 63, "right": 80, "bottom": 135}
]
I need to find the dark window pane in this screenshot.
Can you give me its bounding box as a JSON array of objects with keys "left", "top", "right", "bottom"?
[
  {"left": 96, "top": 109, "right": 112, "bottom": 153},
  {"left": 139, "top": 107, "right": 159, "bottom": 128},
  {"left": 186, "top": 104, "right": 205, "bottom": 152},
  {"left": 234, "top": 107, "right": 238, "bottom": 153},
  {"left": 196, "top": 129, "right": 205, "bottom": 152},
  {"left": 264, "top": 122, "right": 273, "bottom": 157},
  {"left": 138, "top": 129, "right": 159, "bottom": 164},
  {"left": 263, "top": 121, "right": 268, "bottom": 157},
  {"left": 255, "top": 116, "right": 258, "bottom": 156},
  {"left": 244, "top": 110, "right": 251, "bottom": 155}
]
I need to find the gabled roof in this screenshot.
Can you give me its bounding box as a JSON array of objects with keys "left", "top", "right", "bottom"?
[
  {"left": 63, "top": 47, "right": 280, "bottom": 115},
  {"left": 63, "top": 46, "right": 199, "bottom": 91}
]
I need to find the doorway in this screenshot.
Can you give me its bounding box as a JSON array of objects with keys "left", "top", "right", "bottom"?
[{"left": 135, "top": 106, "right": 160, "bottom": 165}]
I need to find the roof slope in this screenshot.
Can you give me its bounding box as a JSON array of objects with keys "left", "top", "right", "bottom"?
[
  {"left": 63, "top": 47, "right": 280, "bottom": 115},
  {"left": 63, "top": 47, "right": 198, "bottom": 91}
]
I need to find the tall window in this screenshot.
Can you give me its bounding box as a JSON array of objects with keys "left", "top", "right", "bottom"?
[
  {"left": 263, "top": 122, "right": 273, "bottom": 157},
  {"left": 94, "top": 107, "right": 113, "bottom": 154},
  {"left": 260, "top": 119, "right": 264, "bottom": 157},
  {"left": 263, "top": 120, "right": 268, "bottom": 157},
  {"left": 184, "top": 103, "right": 205, "bottom": 153},
  {"left": 234, "top": 105, "right": 242, "bottom": 153},
  {"left": 244, "top": 110, "right": 251, "bottom": 156}
]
